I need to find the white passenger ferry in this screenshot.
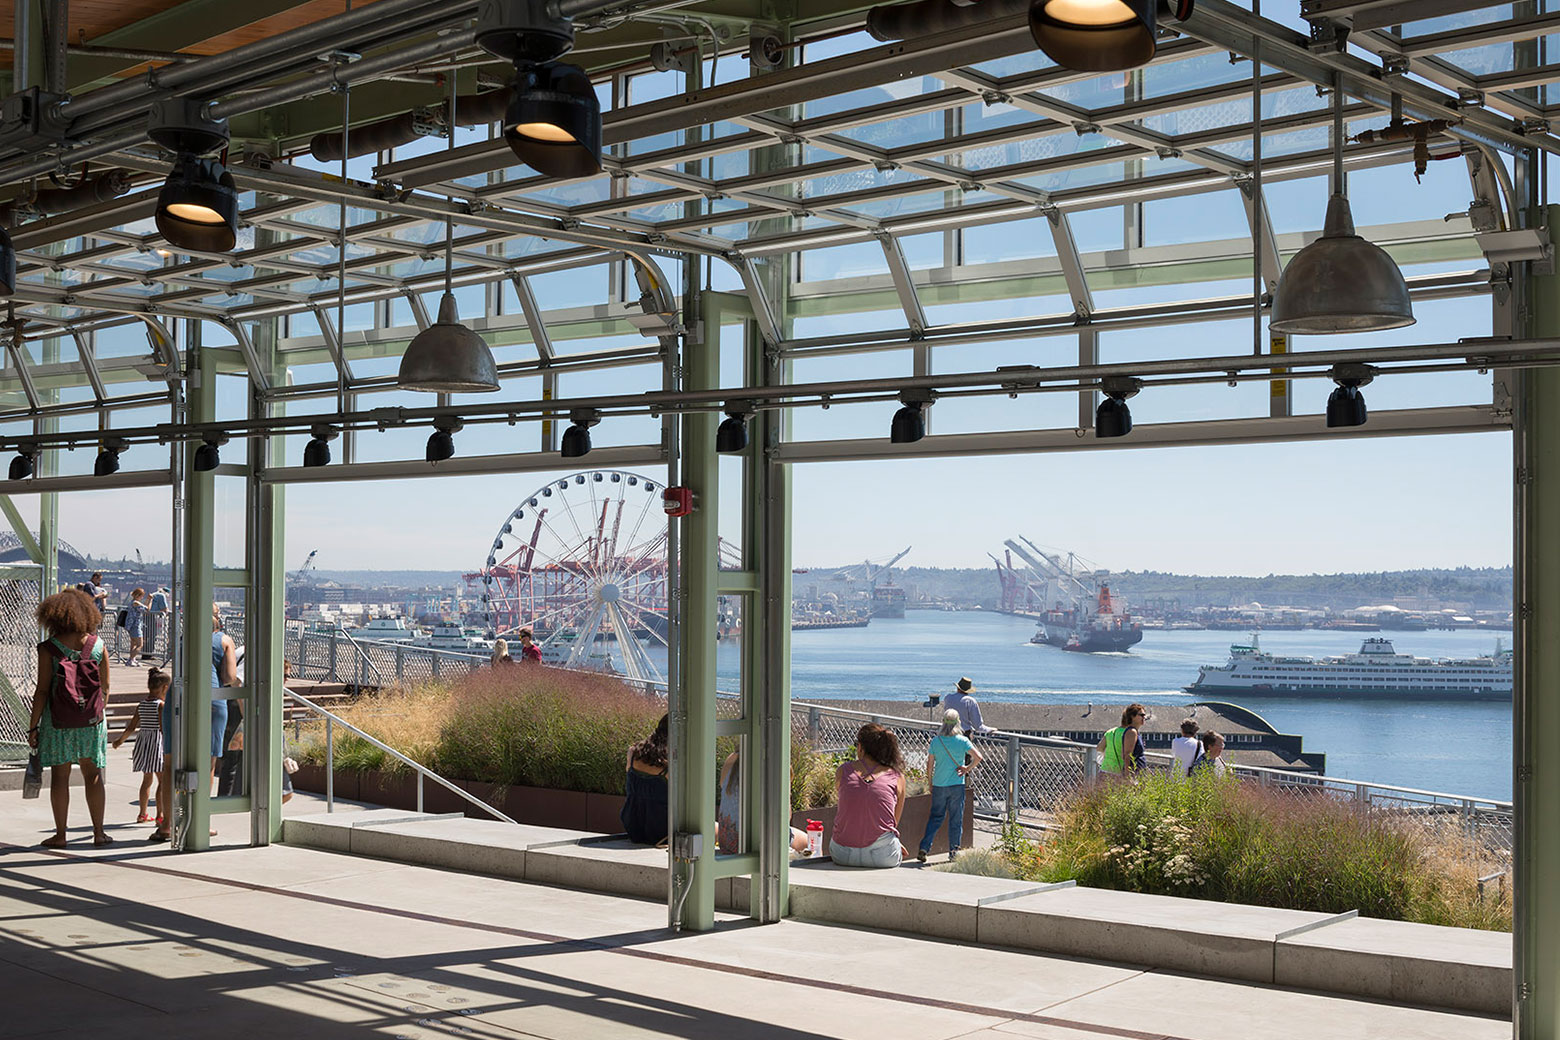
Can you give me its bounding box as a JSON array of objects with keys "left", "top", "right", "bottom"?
[
  {"left": 412, "top": 623, "right": 494, "bottom": 652},
  {"left": 1186, "top": 635, "right": 1512, "bottom": 701},
  {"left": 347, "top": 617, "right": 418, "bottom": 642}
]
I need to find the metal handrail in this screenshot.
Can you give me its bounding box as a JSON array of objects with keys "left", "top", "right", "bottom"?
[
  {"left": 332, "top": 626, "right": 387, "bottom": 688},
  {"left": 285, "top": 689, "right": 517, "bottom": 824}
]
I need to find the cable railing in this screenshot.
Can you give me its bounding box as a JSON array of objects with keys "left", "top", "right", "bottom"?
[{"left": 285, "top": 688, "right": 517, "bottom": 823}]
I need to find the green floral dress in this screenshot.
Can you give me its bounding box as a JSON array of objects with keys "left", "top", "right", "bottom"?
[{"left": 37, "top": 637, "right": 107, "bottom": 769}]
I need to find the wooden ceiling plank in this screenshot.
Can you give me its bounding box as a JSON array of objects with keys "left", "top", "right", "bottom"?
[{"left": 69, "top": 0, "right": 334, "bottom": 91}]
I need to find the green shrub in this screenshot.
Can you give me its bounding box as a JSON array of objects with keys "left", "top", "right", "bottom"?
[
  {"left": 1017, "top": 773, "right": 1510, "bottom": 931},
  {"left": 433, "top": 666, "right": 661, "bottom": 795}
]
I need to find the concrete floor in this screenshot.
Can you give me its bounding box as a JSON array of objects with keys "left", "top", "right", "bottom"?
[{"left": 0, "top": 745, "right": 1513, "bottom": 1039}]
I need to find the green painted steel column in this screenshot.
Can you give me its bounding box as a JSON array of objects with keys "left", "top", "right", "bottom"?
[
  {"left": 750, "top": 316, "right": 792, "bottom": 923},
  {"left": 248, "top": 317, "right": 285, "bottom": 844},
  {"left": 673, "top": 290, "right": 720, "bottom": 931},
  {"left": 180, "top": 340, "right": 216, "bottom": 851},
  {"left": 1515, "top": 202, "right": 1560, "bottom": 1036}
]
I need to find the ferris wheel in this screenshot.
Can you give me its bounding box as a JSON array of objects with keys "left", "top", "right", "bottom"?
[{"left": 474, "top": 470, "right": 670, "bottom": 682}]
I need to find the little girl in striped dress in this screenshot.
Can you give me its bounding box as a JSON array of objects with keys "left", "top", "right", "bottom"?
[{"left": 112, "top": 669, "right": 170, "bottom": 825}]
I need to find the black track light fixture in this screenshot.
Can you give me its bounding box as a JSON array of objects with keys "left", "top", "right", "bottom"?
[
  {"left": 93, "top": 437, "right": 129, "bottom": 477},
  {"left": 1325, "top": 364, "right": 1374, "bottom": 429},
  {"left": 1094, "top": 376, "right": 1142, "bottom": 439},
  {"left": 193, "top": 433, "right": 228, "bottom": 472},
  {"left": 716, "top": 408, "right": 751, "bottom": 454},
  {"left": 148, "top": 99, "right": 239, "bottom": 253},
  {"left": 1029, "top": 0, "right": 1193, "bottom": 73},
  {"left": 474, "top": 0, "right": 601, "bottom": 178},
  {"left": 890, "top": 390, "right": 935, "bottom": 444},
  {"left": 303, "top": 424, "right": 339, "bottom": 468},
  {"left": 0, "top": 225, "right": 15, "bottom": 298},
  {"left": 8, "top": 443, "right": 36, "bottom": 481},
  {"left": 561, "top": 409, "right": 600, "bottom": 459},
  {"left": 504, "top": 62, "right": 602, "bottom": 178},
  {"left": 426, "top": 417, "right": 463, "bottom": 463}
]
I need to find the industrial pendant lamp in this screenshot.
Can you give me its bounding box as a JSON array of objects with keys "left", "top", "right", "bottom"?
[
  {"left": 148, "top": 99, "right": 239, "bottom": 253},
  {"left": 561, "top": 409, "right": 599, "bottom": 458},
  {"left": 1325, "top": 364, "right": 1373, "bottom": 428},
  {"left": 398, "top": 83, "right": 500, "bottom": 393},
  {"left": 1270, "top": 81, "right": 1414, "bottom": 335},
  {"left": 1094, "top": 376, "right": 1141, "bottom": 439},
  {"left": 475, "top": 0, "right": 602, "bottom": 178}
]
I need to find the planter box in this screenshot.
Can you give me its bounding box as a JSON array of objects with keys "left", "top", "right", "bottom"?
[{"left": 294, "top": 765, "right": 969, "bottom": 850}]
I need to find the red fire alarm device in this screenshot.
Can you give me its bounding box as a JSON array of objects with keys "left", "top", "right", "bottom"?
[{"left": 662, "top": 486, "right": 693, "bottom": 517}]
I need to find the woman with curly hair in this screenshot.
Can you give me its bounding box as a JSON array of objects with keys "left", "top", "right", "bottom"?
[{"left": 26, "top": 588, "right": 111, "bottom": 847}]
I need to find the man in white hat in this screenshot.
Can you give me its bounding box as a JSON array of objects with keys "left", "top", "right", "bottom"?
[{"left": 944, "top": 677, "right": 992, "bottom": 734}]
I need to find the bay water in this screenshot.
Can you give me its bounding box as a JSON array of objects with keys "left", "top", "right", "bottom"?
[{"left": 713, "top": 611, "right": 1513, "bottom": 802}]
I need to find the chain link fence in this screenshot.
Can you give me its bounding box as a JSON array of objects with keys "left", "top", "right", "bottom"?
[
  {"left": 0, "top": 573, "right": 40, "bottom": 762},
  {"left": 789, "top": 701, "right": 1514, "bottom": 862}
]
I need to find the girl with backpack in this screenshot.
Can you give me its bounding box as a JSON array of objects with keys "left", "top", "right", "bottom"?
[{"left": 25, "top": 588, "right": 112, "bottom": 847}]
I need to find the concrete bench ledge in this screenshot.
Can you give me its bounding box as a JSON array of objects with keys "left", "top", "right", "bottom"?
[
  {"left": 1276, "top": 915, "right": 1511, "bottom": 1015},
  {"left": 280, "top": 811, "right": 1512, "bottom": 1014}
]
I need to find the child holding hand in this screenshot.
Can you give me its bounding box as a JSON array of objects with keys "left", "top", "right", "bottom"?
[{"left": 113, "top": 669, "right": 170, "bottom": 825}]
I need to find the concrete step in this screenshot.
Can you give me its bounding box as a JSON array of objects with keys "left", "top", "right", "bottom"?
[{"left": 282, "top": 809, "right": 1513, "bottom": 1017}]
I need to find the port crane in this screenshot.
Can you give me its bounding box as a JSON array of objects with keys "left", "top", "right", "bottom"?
[{"left": 834, "top": 547, "right": 911, "bottom": 595}]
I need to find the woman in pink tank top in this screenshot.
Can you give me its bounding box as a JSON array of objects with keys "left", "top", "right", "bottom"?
[{"left": 830, "top": 724, "right": 908, "bottom": 868}]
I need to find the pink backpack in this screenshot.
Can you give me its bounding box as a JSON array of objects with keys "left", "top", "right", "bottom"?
[{"left": 42, "top": 634, "right": 104, "bottom": 729}]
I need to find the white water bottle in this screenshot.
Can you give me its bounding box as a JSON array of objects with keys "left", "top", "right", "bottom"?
[{"left": 806, "top": 819, "right": 823, "bottom": 857}]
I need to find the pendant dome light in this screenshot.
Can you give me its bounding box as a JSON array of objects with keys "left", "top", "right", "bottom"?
[
  {"left": 397, "top": 82, "right": 500, "bottom": 393},
  {"left": 476, "top": 0, "right": 602, "bottom": 178},
  {"left": 148, "top": 99, "right": 239, "bottom": 253},
  {"left": 1270, "top": 80, "right": 1414, "bottom": 335}
]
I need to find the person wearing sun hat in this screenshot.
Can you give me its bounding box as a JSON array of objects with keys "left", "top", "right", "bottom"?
[{"left": 944, "top": 676, "right": 991, "bottom": 734}]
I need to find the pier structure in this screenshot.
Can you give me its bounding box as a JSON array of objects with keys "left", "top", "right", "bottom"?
[{"left": 0, "top": 1, "right": 1554, "bottom": 1034}]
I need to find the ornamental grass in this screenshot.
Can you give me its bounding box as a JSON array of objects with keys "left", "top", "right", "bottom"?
[{"left": 971, "top": 772, "right": 1511, "bottom": 931}]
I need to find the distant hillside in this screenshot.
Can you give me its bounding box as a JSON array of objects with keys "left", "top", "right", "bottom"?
[
  {"left": 796, "top": 564, "right": 1512, "bottom": 612},
  {"left": 310, "top": 570, "right": 467, "bottom": 588}
]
